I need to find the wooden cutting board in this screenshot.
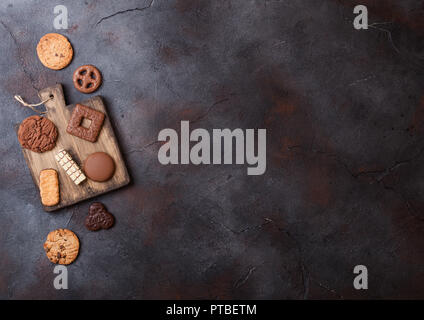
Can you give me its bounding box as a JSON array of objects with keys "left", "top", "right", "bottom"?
[{"left": 15, "top": 84, "right": 130, "bottom": 212}]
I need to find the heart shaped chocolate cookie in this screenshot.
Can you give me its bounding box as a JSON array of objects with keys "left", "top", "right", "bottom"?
[{"left": 85, "top": 202, "right": 115, "bottom": 231}]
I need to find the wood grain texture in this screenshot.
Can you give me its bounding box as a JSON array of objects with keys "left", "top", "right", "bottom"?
[{"left": 16, "top": 84, "right": 130, "bottom": 211}]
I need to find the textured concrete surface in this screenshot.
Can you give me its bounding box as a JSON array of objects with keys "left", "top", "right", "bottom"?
[{"left": 1, "top": 0, "right": 424, "bottom": 299}]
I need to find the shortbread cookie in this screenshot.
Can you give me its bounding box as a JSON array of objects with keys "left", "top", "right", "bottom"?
[
  {"left": 18, "top": 115, "right": 58, "bottom": 153},
  {"left": 43, "top": 229, "right": 79, "bottom": 265},
  {"left": 39, "top": 169, "right": 59, "bottom": 206},
  {"left": 36, "top": 33, "right": 73, "bottom": 70},
  {"left": 55, "top": 149, "right": 86, "bottom": 185}
]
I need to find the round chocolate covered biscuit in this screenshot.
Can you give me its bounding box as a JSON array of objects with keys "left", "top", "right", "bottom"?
[{"left": 83, "top": 152, "right": 115, "bottom": 182}]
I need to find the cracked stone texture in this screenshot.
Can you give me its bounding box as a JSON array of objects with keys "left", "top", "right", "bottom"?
[{"left": 1, "top": 0, "right": 424, "bottom": 299}]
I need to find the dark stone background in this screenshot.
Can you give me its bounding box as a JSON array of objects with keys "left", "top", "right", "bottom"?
[{"left": 1, "top": 0, "right": 423, "bottom": 299}]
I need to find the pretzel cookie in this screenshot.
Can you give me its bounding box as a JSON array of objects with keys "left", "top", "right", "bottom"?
[
  {"left": 44, "top": 229, "right": 80, "bottom": 265},
  {"left": 36, "top": 33, "right": 73, "bottom": 70},
  {"left": 39, "top": 169, "right": 59, "bottom": 206},
  {"left": 73, "top": 65, "right": 102, "bottom": 93}
]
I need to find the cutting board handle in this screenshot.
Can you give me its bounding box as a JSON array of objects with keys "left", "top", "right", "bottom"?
[{"left": 38, "top": 84, "right": 66, "bottom": 112}]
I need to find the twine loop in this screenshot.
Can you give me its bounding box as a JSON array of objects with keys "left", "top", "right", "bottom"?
[{"left": 14, "top": 95, "right": 52, "bottom": 114}]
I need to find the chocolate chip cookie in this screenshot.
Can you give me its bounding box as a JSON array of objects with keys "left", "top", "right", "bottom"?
[
  {"left": 18, "top": 115, "right": 58, "bottom": 153},
  {"left": 85, "top": 202, "right": 115, "bottom": 231},
  {"left": 36, "top": 33, "right": 73, "bottom": 70},
  {"left": 43, "top": 229, "right": 79, "bottom": 265}
]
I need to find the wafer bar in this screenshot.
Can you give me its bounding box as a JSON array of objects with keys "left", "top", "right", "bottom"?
[
  {"left": 55, "top": 149, "right": 86, "bottom": 185},
  {"left": 39, "top": 169, "right": 59, "bottom": 206}
]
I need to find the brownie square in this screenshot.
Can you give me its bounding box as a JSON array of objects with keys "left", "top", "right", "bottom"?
[{"left": 66, "top": 104, "right": 105, "bottom": 143}]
